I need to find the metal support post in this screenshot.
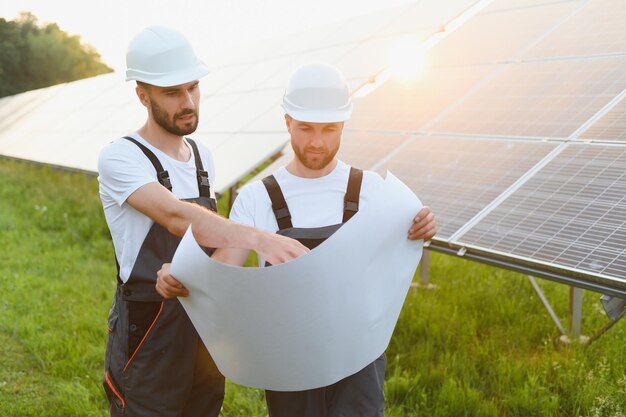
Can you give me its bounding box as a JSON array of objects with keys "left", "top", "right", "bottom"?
[
  {"left": 411, "top": 249, "right": 436, "bottom": 289},
  {"left": 569, "top": 286, "right": 583, "bottom": 337},
  {"left": 559, "top": 286, "right": 589, "bottom": 344},
  {"left": 420, "top": 250, "right": 430, "bottom": 284}
]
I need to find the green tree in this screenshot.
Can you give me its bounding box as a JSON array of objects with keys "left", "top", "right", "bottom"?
[{"left": 0, "top": 12, "right": 112, "bottom": 98}]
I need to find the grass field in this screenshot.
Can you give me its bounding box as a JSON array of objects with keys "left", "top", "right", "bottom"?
[{"left": 0, "top": 158, "right": 624, "bottom": 417}]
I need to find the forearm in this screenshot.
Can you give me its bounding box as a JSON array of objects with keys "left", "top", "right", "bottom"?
[
  {"left": 167, "top": 201, "right": 263, "bottom": 251},
  {"left": 175, "top": 203, "right": 304, "bottom": 265},
  {"left": 211, "top": 247, "right": 251, "bottom": 266},
  {"left": 128, "top": 182, "right": 307, "bottom": 264}
]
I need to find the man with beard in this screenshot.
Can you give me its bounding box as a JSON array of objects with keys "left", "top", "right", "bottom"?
[
  {"left": 97, "top": 26, "right": 307, "bottom": 417},
  {"left": 157, "top": 62, "right": 437, "bottom": 416}
]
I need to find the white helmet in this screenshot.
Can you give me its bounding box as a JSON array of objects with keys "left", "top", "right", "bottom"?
[
  {"left": 282, "top": 63, "right": 352, "bottom": 123},
  {"left": 126, "top": 26, "right": 209, "bottom": 87}
]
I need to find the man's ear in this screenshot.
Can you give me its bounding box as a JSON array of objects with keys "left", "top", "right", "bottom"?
[
  {"left": 284, "top": 114, "right": 292, "bottom": 133},
  {"left": 136, "top": 85, "right": 150, "bottom": 108}
]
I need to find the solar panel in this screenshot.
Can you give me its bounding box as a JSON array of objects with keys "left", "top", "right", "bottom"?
[
  {"left": 349, "top": 65, "right": 495, "bottom": 132},
  {"left": 317, "top": 0, "right": 483, "bottom": 83},
  {"left": 202, "top": 64, "right": 263, "bottom": 96},
  {"left": 85, "top": 87, "right": 148, "bottom": 134},
  {"left": 373, "top": 135, "right": 558, "bottom": 240},
  {"left": 481, "top": 0, "right": 580, "bottom": 14},
  {"left": 333, "top": 34, "right": 426, "bottom": 80},
  {"left": 337, "top": 131, "right": 408, "bottom": 170},
  {"left": 210, "top": 57, "right": 294, "bottom": 95},
  {"left": 256, "top": 44, "right": 357, "bottom": 90},
  {"left": 197, "top": 93, "right": 243, "bottom": 129},
  {"left": 429, "top": 1, "right": 577, "bottom": 67},
  {"left": 214, "top": 30, "right": 321, "bottom": 67},
  {"left": 312, "top": 4, "right": 415, "bottom": 48},
  {"left": 197, "top": 89, "right": 282, "bottom": 133},
  {"left": 455, "top": 143, "right": 626, "bottom": 288},
  {"left": 0, "top": 131, "right": 98, "bottom": 171},
  {"left": 193, "top": 134, "right": 232, "bottom": 151},
  {"left": 232, "top": 100, "right": 286, "bottom": 133},
  {"left": 0, "top": 84, "right": 63, "bottom": 132},
  {"left": 579, "top": 94, "right": 626, "bottom": 141},
  {"left": 523, "top": 0, "right": 626, "bottom": 59},
  {"left": 244, "top": 145, "right": 294, "bottom": 185},
  {"left": 211, "top": 133, "right": 289, "bottom": 191},
  {"left": 375, "top": 0, "right": 478, "bottom": 38},
  {"left": 210, "top": 37, "right": 282, "bottom": 67},
  {"left": 431, "top": 56, "right": 626, "bottom": 139},
  {"left": 265, "top": 25, "right": 347, "bottom": 60},
  {"left": 51, "top": 80, "right": 137, "bottom": 133},
  {"left": 0, "top": 74, "right": 119, "bottom": 136},
  {"left": 0, "top": 74, "right": 134, "bottom": 165}
]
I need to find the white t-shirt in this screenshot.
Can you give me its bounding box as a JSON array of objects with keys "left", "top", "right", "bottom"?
[
  {"left": 98, "top": 132, "right": 216, "bottom": 282},
  {"left": 230, "top": 160, "right": 383, "bottom": 265}
]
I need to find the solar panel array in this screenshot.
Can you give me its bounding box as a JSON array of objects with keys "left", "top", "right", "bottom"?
[
  {"left": 1, "top": 0, "right": 625, "bottom": 295},
  {"left": 337, "top": 0, "right": 626, "bottom": 296},
  {"left": 0, "top": 0, "right": 475, "bottom": 192}
]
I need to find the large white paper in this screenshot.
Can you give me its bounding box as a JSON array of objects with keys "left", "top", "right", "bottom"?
[{"left": 170, "top": 172, "right": 423, "bottom": 391}]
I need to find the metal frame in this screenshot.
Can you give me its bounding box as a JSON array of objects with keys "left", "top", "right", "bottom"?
[
  {"left": 424, "top": 242, "right": 625, "bottom": 342},
  {"left": 427, "top": 241, "right": 626, "bottom": 298}
]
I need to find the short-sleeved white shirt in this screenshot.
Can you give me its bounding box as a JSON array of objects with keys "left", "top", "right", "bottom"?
[
  {"left": 230, "top": 160, "right": 383, "bottom": 265},
  {"left": 98, "top": 132, "right": 216, "bottom": 282}
]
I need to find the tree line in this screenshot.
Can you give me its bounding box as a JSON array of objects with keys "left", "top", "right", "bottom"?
[{"left": 0, "top": 12, "right": 112, "bottom": 98}]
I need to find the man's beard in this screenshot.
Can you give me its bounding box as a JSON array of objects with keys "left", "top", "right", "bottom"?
[
  {"left": 150, "top": 99, "right": 199, "bottom": 136},
  {"left": 291, "top": 140, "right": 339, "bottom": 170}
]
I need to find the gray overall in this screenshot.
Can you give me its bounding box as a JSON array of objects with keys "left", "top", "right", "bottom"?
[
  {"left": 102, "top": 137, "right": 224, "bottom": 417},
  {"left": 262, "top": 167, "right": 386, "bottom": 417}
]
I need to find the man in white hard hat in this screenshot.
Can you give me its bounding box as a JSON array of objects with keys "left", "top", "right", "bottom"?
[
  {"left": 157, "top": 62, "right": 436, "bottom": 416},
  {"left": 98, "top": 26, "right": 307, "bottom": 417}
]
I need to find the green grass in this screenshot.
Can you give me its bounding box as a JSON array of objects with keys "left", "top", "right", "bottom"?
[{"left": 0, "top": 158, "right": 624, "bottom": 417}]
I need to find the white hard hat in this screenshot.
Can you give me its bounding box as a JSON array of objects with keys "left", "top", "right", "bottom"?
[
  {"left": 282, "top": 63, "right": 352, "bottom": 123},
  {"left": 126, "top": 26, "right": 209, "bottom": 87}
]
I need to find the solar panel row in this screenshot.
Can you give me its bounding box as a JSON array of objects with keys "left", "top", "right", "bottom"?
[
  {"left": 0, "top": 0, "right": 475, "bottom": 192},
  {"left": 317, "top": 0, "right": 626, "bottom": 294},
  {"left": 0, "top": 0, "right": 625, "bottom": 295}
]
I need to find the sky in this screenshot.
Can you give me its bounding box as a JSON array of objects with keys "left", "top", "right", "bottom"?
[{"left": 0, "top": 0, "right": 416, "bottom": 72}]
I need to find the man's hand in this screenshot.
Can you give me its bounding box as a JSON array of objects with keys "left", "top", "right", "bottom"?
[
  {"left": 408, "top": 206, "right": 437, "bottom": 241},
  {"left": 156, "top": 263, "right": 189, "bottom": 298},
  {"left": 254, "top": 232, "right": 309, "bottom": 265}
]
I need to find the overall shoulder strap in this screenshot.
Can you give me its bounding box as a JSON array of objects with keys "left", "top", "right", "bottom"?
[
  {"left": 262, "top": 175, "right": 293, "bottom": 230},
  {"left": 186, "top": 138, "right": 211, "bottom": 198},
  {"left": 343, "top": 167, "right": 363, "bottom": 223},
  {"left": 122, "top": 136, "right": 172, "bottom": 192}
]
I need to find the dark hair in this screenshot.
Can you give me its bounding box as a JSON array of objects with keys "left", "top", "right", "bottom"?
[{"left": 136, "top": 81, "right": 152, "bottom": 91}]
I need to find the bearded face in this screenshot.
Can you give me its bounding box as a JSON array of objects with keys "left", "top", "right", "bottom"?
[
  {"left": 148, "top": 95, "right": 199, "bottom": 136},
  {"left": 291, "top": 136, "right": 340, "bottom": 170},
  {"left": 287, "top": 117, "right": 343, "bottom": 171}
]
